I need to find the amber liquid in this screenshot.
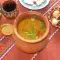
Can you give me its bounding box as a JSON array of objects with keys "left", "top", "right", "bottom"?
[{"left": 3, "top": 1, "right": 16, "bottom": 12}]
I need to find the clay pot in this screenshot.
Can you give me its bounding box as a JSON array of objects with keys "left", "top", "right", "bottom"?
[{"left": 13, "top": 11, "right": 50, "bottom": 53}]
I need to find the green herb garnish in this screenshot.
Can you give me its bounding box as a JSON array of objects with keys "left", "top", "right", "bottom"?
[
  {"left": 40, "top": 21, "right": 45, "bottom": 29},
  {"left": 24, "top": 27, "right": 37, "bottom": 40}
]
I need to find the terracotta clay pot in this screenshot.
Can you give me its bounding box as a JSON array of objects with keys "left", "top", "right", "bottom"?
[{"left": 13, "top": 11, "right": 50, "bottom": 53}]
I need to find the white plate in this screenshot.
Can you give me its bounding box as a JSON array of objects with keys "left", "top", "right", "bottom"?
[{"left": 19, "top": 0, "right": 50, "bottom": 10}]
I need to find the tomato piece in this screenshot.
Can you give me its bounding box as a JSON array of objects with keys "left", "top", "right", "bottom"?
[{"left": 36, "top": 31, "right": 40, "bottom": 37}]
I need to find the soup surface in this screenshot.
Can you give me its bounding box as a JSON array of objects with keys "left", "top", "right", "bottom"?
[{"left": 18, "top": 17, "right": 46, "bottom": 40}]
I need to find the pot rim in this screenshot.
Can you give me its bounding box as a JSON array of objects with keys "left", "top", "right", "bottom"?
[{"left": 13, "top": 11, "right": 50, "bottom": 43}]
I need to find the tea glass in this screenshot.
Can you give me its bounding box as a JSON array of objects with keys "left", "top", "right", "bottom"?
[{"left": 2, "top": 1, "right": 19, "bottom": 19}]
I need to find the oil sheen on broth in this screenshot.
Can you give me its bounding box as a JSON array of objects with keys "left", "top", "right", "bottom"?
[{"left": 18, "top": 17, "right": 46, "bottom": 40}]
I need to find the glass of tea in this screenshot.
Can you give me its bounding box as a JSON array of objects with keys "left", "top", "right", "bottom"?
[{"left": 2, "top": 0, "right": 19, "bottom": 19}]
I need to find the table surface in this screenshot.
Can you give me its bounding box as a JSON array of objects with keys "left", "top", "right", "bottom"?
[{"left": 0, "top": 0, "right": 60, "bottom": 60}]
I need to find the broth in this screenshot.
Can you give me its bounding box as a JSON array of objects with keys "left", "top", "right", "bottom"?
[{"left": 18, "top": 17, "right": 46, "bottom": 40}]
